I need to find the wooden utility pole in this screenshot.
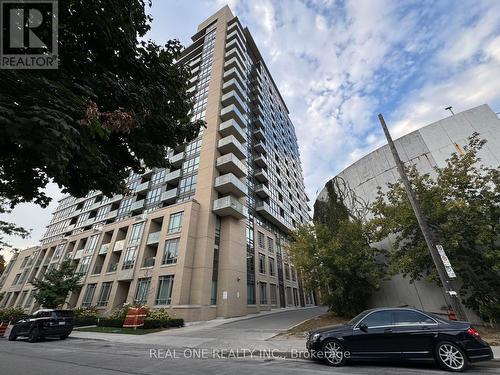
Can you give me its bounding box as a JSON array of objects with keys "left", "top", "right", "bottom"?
[{"left": 378, "top": 114, "right": 467, "bottom": 321}]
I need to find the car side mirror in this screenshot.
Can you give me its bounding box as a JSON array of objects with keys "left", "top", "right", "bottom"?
[{"left": 359, "top": 323, "right": 368, "bottom": 332}]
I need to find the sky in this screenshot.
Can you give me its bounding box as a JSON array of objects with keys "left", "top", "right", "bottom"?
[{"left": 2, "top": 0, "right": 500, "bottom": 258}]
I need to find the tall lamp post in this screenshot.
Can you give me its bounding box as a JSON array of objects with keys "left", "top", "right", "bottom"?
[{"left": 378, "top": 114, "right": 467, "bottom": 321}]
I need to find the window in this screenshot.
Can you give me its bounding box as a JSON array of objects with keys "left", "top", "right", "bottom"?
[
  {"left": 168, "top": 212, "right": 183, "bottom": 233},
  {"left": 151, "top": 169, "right": 166, "bottom": 185},
  {"left": 155, "top": 275, "right": 174, "bottom": 305},
  {"left": 129, "top": 222, "right": 145, "bottom": 244},
  {"left": 258, "top": 253, "right": 266, "bottom": 274},
  {"left": 97, "top": 282, "right": 113, "bottom": 307},
  {"left": 122, "top": 246, "right": 138, "bottom": 269},
  {"left": 284, "top": 264, "right": 290, "bottom": 280},
  {"left": 53, "top": 244, "right": 65, "bottom": 260},
  {"left": 86, "top": 234, "right": 100, "bottom": 253},
  {"left": 24, "top": 290, "right": 35, "bottom": 308},
  {"left": 360, "top": 310, "right": 393, "bottom": 328},
  {"left": 267, "top": 237, "right": 274, "bottom": 252},
  {"left": 81, "top": 284, "right": 96, "bottom": 307},
  {"left": 286, "top": 287, "right": 293, "bottom": 306},
  {"left": 270, "top": 284, "right": 277, "bottom": 305},
  {"left": 259, "top": 282, "right": 267, "bottom": 305},
  {"left": 162, "top": 238, "right": 180, "bottom": 265},
  {"left": 96, "top": 205, "right": 110, "bottom": 221},
  {"left": 17, "top": 290, "right": 28, "bottom": 307},
  {"left": 257, "top": 231, "right": 265, "bottom": 249},
  {"left": 134, "top": 278, "right": 151, "bottom": 305},
  {"left": 269, "top": 257, "right": 275, "bottom": 276},
  {"left": 146, "top": 187, "right": 162, "bottom": 205},
  {"left": 291, "top": 266, "right": 296, "bottom": 281},
  {"left": 182, "top": 156, "right": 200, "bottom": 174},
  {"left": 78, "top": 256, "right": 92, "bottom": 274},
  {"left": 118, "top": 198, "right": 133, "bottom": 215},
  {"left": 394, "top": 310, "right": 435, "bottom": 325},
  {"left": 12, "top": 273, "right": 21, "bottom": 285},
  {"left": 247, "top": 282, "right": 255, "bottom": 304},
  {"left": 178, "top": 175, "right": 197, "bottom": 194}
]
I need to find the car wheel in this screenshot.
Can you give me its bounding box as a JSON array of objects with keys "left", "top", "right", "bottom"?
[
  {"left": 27, "top": 327, "right": 39, "bottom": 343},
  {"left": 8, "top": 329, "right": 17, "bottom": 341},
  {"left": 435, "top": 341, "right": 469, "bottom": 372},
  {"left": 321, "top": 339, "right": 347, "bottom": 367}
]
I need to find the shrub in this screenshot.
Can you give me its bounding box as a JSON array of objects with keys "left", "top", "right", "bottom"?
[
  {"left": 146, "top": 308, "right": 170, "bottom": 320},
  {"left": 97, "top": 318, "right": 124, "bottom": 328},
  {"left": 73, "top": 306, "right": 99, "bottom": 326},
  {"left": 0, "top": 307, "right": 29, "bottom": 322}
]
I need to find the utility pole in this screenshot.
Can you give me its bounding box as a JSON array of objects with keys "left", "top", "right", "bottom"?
[{"left": 378, "top": 114, "right": 467, "bottom": 321}]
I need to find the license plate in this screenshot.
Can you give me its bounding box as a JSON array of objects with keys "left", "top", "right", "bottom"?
[{"left": 58, "top": 321, "right": 65, "bottom": 325}]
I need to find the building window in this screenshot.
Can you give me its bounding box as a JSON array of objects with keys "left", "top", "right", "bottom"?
[
  {"left": 178, "top": 175, "right": 197, "bottom": 194},
  {"left": 259, "top": 282, "right": 267, "bottom": 305},
  {"left": 267, "top": 237, "right": 274, "bottom": 252},
  {"left": 24, "top": 290, "right": 35, "bottom": 308},
  {"left": 270, "top": 284, "right": 277, "bottom": 305},
  {"left": 97, "top": 282, "right": 113, "bottom": 307},
  {"left": 151, "top": 169, "right": 166, "bottom": 185},
  {"left": 12, "top": 273, "right": 21, "bottom": 285},
  {"left": 269, "top": 257, "right": 275, "bottom": 276},
  {"left": 118, "top": 198, "right": 133, "bottom": 215},
  {"left": 146, "top": 187, "right": 162, "bottom": 205},
  {"left": 81, "top": 284, "right": 96, "bottom": 307},
  {"left": 247, "top": 282, "right": 255, "bottom": 305},
  {"left": 168, "top": 212, "right": 183, "bottom": 233},
  {"left": 95, "top": 205, "right": 110, "bottom": 221},
  {"left": 78, "top": 256, "right": 92, "bottom": 274},
  {"left": 129, "top": 222, "right": 145, "bottom": 244},
  {"left": 284, "top": 263, "right": 290, "bottom": 280},
  {"left": 291, "top": 266, "right": 296, "bottom": 281},
  {"left": 134, "top": 278, "right": 151, "bottom": 305},
  {"left": 17, "top": 290, "right": 28, "bottom": 307},
  {"left": 122, "top": 246, "right": 138, "bottom": 270},
  {"left": 162, "top": 238, "right": 180, "bottom": 265},
  {"left": 286, "top": 287, "right": 293, "bottom": 306},
  {"left": 258, "top": 253, "right": 266, "bottom": 274},
  {"left": 155, "top": 275, "right": 174, "bottom": 305},
  {"left": 52, "top": 243, "right": 65, "bottom": 260},
  {"left": 85, "top": 234, "right": 100, "bottom": 253},
  {"left": 257, "top": 231, "right": 265, "bottom": 249}
]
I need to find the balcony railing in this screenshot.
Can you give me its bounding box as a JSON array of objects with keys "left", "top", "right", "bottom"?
[
  {"left": 213, "top": 196, "right": 247, "bottom": 219},
  {"left": 218, "top": 135, "right": 246, "bottom": 159},
  {"left": 216, "top": 153, "right": 247, "bottom": 178},
  {"left": 107, "top": 263, "right": 118, "bottom": 272},
  {"left": 219, "top": 119, "right": 246, "bottom": 142},
  {"left": 214, "top": 173, "right": 248, "bottom": 197},
  {"left": 113, "top": 240, "right": 125, "bottom": 252},
  {"left": 147, "top": 231, "right": 161, "bottom": 245},
  {"left": 99, "top": 243, "right": 110, "bottom": 255},
  {"left": 142, "top": 257, "right": 156, "bottom": 268}
]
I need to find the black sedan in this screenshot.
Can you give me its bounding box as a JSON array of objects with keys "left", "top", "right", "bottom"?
[
  {"left": 306, "top": 307, "right": 493, "bottom": 372},
  {"left": 8, "top": 309, "right": 74, "bottom": 342}
]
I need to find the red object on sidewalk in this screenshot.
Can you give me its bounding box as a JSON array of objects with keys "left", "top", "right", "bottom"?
[
  {"left": 123, "top": 307, "right": 147, "bottom": 328},
  {"left": 0, "top": 321, "right": 10, "bottom": 337},
  {"left": 447, "top": 309, "right": 457, "bottom": 321}
]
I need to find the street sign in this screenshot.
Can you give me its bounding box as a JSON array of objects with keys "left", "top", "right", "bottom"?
[{"left": 436, "top": 245, "right": 456, "bottom": 278}]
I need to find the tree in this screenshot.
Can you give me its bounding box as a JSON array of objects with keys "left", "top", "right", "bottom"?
[
  {"left": 0, "top": 0, "right": 203, "bottom": 209},
  {"left": 368, "top": 133, "right": 500, "bottom": 323},
  {"left": 289, "top": 180, "right": 386, "bottom": 317},
  {"left": 31, "top": 260, "right": 83, "bottom": 308}
]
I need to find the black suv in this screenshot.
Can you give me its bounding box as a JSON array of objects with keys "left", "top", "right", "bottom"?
[{"left": 8, "top": 309, "right": 74, "bottom": 342}]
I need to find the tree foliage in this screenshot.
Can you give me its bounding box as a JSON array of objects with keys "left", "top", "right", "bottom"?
[
  {"left": 0, "top": 0, "right": 203, "bottom": 208},
  {"left": 368, "top": 133, "right": 500, "bottom": 322},
  {"left": 289, "top": 181, "right": 386, "bottom": 317},
  {"left": 31, "top": 260, "right": 83, "bottom": 308}
]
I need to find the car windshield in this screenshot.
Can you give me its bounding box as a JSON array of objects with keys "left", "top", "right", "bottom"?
[{"left": 347, "top": 310, "right": 371, "bottom": 325}]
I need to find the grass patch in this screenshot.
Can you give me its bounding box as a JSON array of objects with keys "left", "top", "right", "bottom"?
[
  {"left": 279, "top": 313, "right": 350, "bottom": 338},
  {"left": 75, "top": 326, "right": 164, "bottom": 335}
]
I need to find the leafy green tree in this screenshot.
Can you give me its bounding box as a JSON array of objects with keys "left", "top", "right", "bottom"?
[
  {"left": 368, "top": 133, "right": 500, "bottom": 322},
  {"left": 0, "top": 0, "right": 202, "bottom": 208},
  {"left": 289, "top": 181, "right": 386, "bottom": 317},
  {"left": 31, "top": 260, "right": 83, "bottom": 308}
]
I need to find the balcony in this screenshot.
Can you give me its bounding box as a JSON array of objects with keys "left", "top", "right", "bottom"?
[
  {"left": 218, "top": 135, "right": 246, "bottom": 159},
  {"left": 107, "top": 210, "right": 118, "bottom": 220},
  {"left": 135, "top": 181, "right": 150, "bottom": 193},
  {"left": 224, "top": 56, "right": 245, "bottom": 76},
  {"left": 214, "top": 173, "right": 248, "bottom": 197},
  {"left": 223, "top": 67, "right": 246, "bottom": 87},
  {"left": 66, "top": 224, "right": 75, "bottom": 231},
  {"left": 222, "top": 78, "right": 246, "bottom": 98},
  {"left": 254, "top": 141, "right": 266, "bottom": 154},
  {"left": 253, "top": 103, "right": 264, "bottom": 117},
  {"left": 170, "top": 153, "right": 185, "bottom": 168},
  {"left": 113, "top": 240, "right": 125, "bottom": 252},
  {"left": 220, "top": 104, "right": 246, "bottom": 128},
  {"left": 255, "top": 184, "right": 270, "bottom": 198},
  {"left": 213, "top": 196, "right": 247, "bottom": 219},
  {"left": 216, "top": 153, "right": 247, "bottom": 178},
  {"left": 165, "top": 169, "right": 181, "bottom": 184},
  {"left": 256, "top": 201, "right": 292, "bottom": 233},
  {"left": 255, "top": 168, "right": 269, "bottom": 183},
  {"left": 142, "top": 257, "right": 156, "bottom": 268},
  {"left": 161, "top": 188, "right": 177, "bottom": 204},
  {"left": 117, "top": 268, "right": 134, "bottom": 281},
  {"left": 253, "top": 128, "right": 265, "bottom": 141},
  {"left": 131, "top": 199, "right": 145, "bottom": 212},
  {"left": 226, "top": 28, "right": 244, "bottom": 45},
  {"left": 253, "top": 116, "right": 264, "bottom": 128},
  {"left": 226, "top": 37, "right": 245, "bottom": 55},
  {"left": 107, "top": 263, "right": 118, "bottom": 273},
  {"left": 84, "top": 218, "right": 95, "bottom": 227},
  {"left": 99, "top": 243, "right": 110, "bottom": 255},
  {"left": 219, "top": 119, "right": 246, "bottom": 142},
  {"left": 74, "top": 249, "right": 84, "bottom": 260},
  {"left": 147, "top": 231, "right": 161, "bottom": 245},
  {"left": 254, "top": 154, "right": 268, "bottom": 168},
  {"left": 221, "top": 91, "right": 246, "bottom": 113}
]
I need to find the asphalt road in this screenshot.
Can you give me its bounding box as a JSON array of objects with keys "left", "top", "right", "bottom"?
[{"left": 1, "top": 338, "right": 499, "bottom": 375}]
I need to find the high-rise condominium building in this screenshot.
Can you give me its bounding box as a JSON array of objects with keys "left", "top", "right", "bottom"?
[{"left": 0, "top": 6, "right": 313, "bottom": 321}]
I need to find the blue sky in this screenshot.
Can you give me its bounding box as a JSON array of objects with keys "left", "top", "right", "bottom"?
[{"left": 2, "top": 0, "right": 500, "bottom": 255}]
